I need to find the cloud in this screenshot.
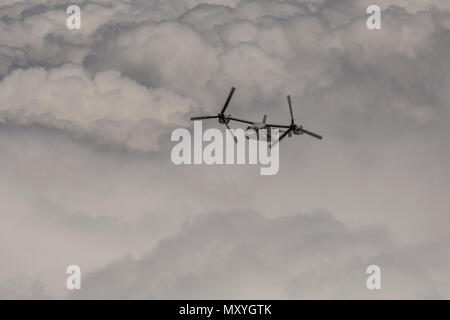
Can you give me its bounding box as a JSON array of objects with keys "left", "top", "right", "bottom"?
[
  {"left": 72, "top": 210, "right": 450, "bottom": 299},
  {"left": 84, "top": 21, "right": 221, "bottom": 100},
  {"left": 0, "top": 277, "right": 49, "bottom": 299},
  {"left": 0, "top": 1, "right": 176, "bottom": 77},
  {"left": 0, "top": 64, "right": 194, "bottom": 151},
  {"left": 0, "top": 0, "right": 450, "bottom": 300},
  {"left": 0, "top": 124, "right": 189, "bottom": 297}
]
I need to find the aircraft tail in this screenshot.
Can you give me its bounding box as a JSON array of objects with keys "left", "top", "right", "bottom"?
[{"left": 262, "top": 114, "right": 267, "bottom": 123}]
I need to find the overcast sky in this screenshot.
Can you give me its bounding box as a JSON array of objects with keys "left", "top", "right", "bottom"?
[{"left": 0, "top": 0, "right": 449, "bottom": 299}]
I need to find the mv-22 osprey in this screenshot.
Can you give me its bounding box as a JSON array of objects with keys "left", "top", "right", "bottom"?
[{"left": 190, "top": 87, "right": 323, "bottom": 147}]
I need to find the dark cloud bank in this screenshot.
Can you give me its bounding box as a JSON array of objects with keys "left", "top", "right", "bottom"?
[{"left": 72, "top": 211, "right": 450, "bottom": 299}]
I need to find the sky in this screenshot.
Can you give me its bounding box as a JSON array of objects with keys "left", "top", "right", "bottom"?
[{"left": 0, "top": 0, "right": 449, "bottom": 299}]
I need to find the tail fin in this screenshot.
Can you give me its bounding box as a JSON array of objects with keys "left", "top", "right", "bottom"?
[{"left": 262, "top": 114, "right": 267, "bottom": 123}]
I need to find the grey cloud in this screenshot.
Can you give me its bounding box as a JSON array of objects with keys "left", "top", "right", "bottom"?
[
  {"left": 80, "top": 0, "right": 450, "bottom": 122},
  {"left": 0, "top": 124, "right": 189, "bottom": 297},
  {"left": 0, "top": 277, "right": 49, "bottom": 299},
  {"left": 0, "top": 1, "right": 171, "bottom": 77},
  {"left": 72, "top": 210, "right": 450, "bottom": 299},
  {"left": 0, "top": 64, "right": 195, "bottom": 151},
  {"left": 0, "top": 45, "right": 27, "bottom": 76},
  {"left": 0, "top": 0, "right": 449, "bottom": 299},
  {"left": 2, "top": 0, "right": 449, "bottom": 122}
]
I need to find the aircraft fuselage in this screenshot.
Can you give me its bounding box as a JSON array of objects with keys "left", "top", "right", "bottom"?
[{"left": 245, "top": 125, "right": 272, "bottom": 142}]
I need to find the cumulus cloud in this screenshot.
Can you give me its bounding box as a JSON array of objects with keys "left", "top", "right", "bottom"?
[
  {"left": 72, "top": 211, "right": 450, "bottom": 299},
  {"left": 0, "top": 0, "right": 449, "bottom": 299},
  {"left": 84, "top": 21, "right": 221, "bottom": 101},
  {"left": 0, "top": 64, "right": 194, "bottom": 151}
]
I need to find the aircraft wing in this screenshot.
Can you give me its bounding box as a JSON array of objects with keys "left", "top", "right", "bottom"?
[
  {"left": 228, "top": 117, "right": 255, "bottom": 125},
  {"left": 265, "top": 123, "right": 291, "bottom": 129}
]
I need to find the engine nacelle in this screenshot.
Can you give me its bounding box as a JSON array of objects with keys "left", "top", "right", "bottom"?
[
  {"left": 293, "top": 127, "right": 303, "bottom": 135},
  {"left": 218, "top": 117, "right": 230, "bottom": 124}
]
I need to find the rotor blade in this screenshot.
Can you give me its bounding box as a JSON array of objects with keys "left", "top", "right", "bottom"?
[
  {"left": 278, "top": 128, "right": 292, "bottom": 142},
  {"left": 190, "top": 116, "right": 219, "bottom": 121},
  {"left": 220, "top": 87, "right": 236, "bottom": 115},
  {"left": 270, "top": 128, "right": 292, "bottom": 148},
  {"left": 287, "top": 95, "right": 293, "bottom": 123},
  {"left": 224, "top": 121, "right": 238, "bottom": 143},
  {"left": 302, "top": 128, "right": 323, "bottom": 140}
]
